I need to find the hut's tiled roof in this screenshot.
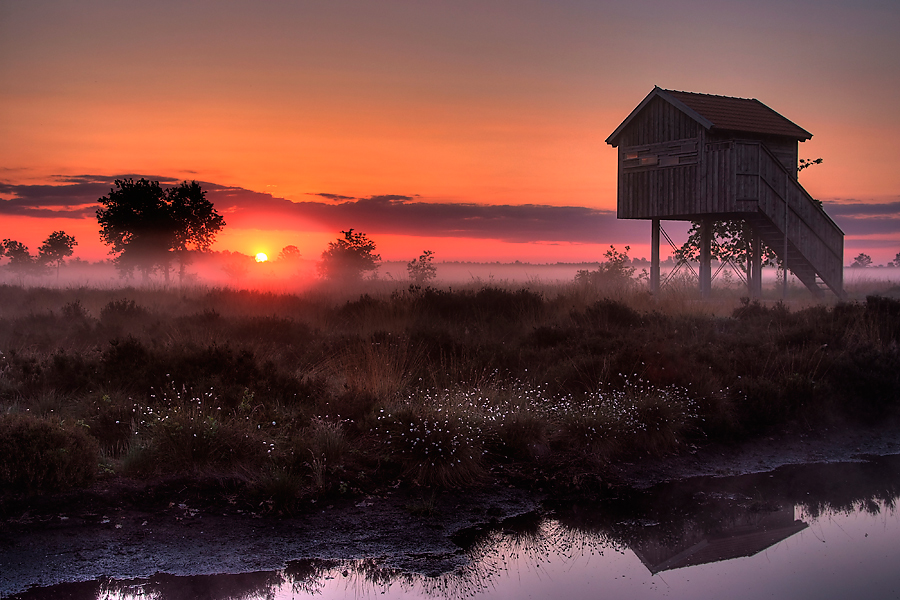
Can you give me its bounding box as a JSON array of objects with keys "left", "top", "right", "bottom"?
[
  {"left": 663, "top": 89, "right": 812, "bottom": 140},
  {"left": 606, "top": 87, "right": 812, "bottom": 146}
]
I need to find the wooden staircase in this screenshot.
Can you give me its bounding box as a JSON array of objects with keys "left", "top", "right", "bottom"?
[{"left": 734, "top": 141, "right": 844, "bottom": 298}]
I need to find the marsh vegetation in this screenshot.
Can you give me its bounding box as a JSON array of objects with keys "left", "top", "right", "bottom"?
[{"left": 1, "top": 280, "right": 898, "bottom": 512}]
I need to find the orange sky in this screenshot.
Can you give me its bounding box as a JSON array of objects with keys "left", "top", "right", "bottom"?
[{"left": 1, "top": 1, "right": 899, "bottom": 267}]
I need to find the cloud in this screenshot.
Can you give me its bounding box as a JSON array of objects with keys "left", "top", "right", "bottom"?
[
  {"left": 822, "top": 200, "right": 900, "bottom": 239},
  {"left": 0, "top": 198, "right": 95, "bottom": 218},
  {"left": 9, "top": 174, "right": 898, "bottom": 247},
  {"left": 215, "top": 188, "right": 644, "bottom": 243},
  {"left": 310, "top": 192, "right": 359, "bottom": 202},
  {"left": 1, "top": 175, "right": 641, "bottom": 243},
  {"left": 824, "top": 200, "right": 900, "bottom": 218}
]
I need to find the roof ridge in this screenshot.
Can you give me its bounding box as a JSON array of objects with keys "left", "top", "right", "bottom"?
[
  {"left": 661, "top": 87, "right": 759, "bottom": 103},
  {"left": 606, "top": 86, "right": 812, "bottom": 145}
]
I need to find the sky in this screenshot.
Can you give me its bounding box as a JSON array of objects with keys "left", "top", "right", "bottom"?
[{"left": 1, "top": 0, "right": 899, "bottom": 267}]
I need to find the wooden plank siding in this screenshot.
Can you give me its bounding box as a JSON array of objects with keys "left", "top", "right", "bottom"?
[
  {"left": 617, "top": 96, "right": 702, "bottom": 219},
  {"left": 608, "top": 87, "right": 843, "bottom": 296},
  {"left": 616, "top": 96, "right": 703, "bottom": 147},
  {"left": 615, "top": 134, "right": 843, "bottom": 294}
]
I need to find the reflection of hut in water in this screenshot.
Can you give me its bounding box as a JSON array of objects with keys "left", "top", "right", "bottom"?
[{"left": 629, "top": 504, "right": 807, "bottom": 574}]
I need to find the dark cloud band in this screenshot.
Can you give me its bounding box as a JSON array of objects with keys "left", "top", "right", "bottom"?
[{"left": 0, "top": 175, "right": 896, "bottom": 246}]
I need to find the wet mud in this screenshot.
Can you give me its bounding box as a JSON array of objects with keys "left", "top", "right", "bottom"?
[{"left": 2, "top": 424, "right": 899, "bottom": 598}]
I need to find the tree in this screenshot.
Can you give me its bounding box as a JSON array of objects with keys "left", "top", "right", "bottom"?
[
  {"left": 675, "top": 221, "right": 778, "bottom": 286},
  {"left": 407, "top": 250, "right": 437, "bottom": 285},
  {"left": 851, "top": 253, "right": 872, "bottom": 268},
  {"left": 277, "top": 245, "right": 301, "bottom": 262},
  {"left": 97, "top": 179, "right": 173, "bottom": 281},
  {"left": 167, "top": 181, "right": 226, "bottom": 283},
  {"left": 1, "top": 239, "right": 41, "bottom": 282},
  {"left": 798, "top": 157, "right": 823, "bottom": 172},
  {"left": 222, "top": 255, "right": 251, "bottom": 282},
  {"left": 318, "top": 229, "right": 381, "bottom": 281},
  {"left": 97, "top": 178, "right": 224, "bottom": 282},
  {"left": 575, "top": 245, "right": 636, "bottom": 289},
  {"left": 892, "top": 252, "right": 900, "bottom": 268},
  {"left": 38, "top": 231, "right": 77, "bottom": 280}
]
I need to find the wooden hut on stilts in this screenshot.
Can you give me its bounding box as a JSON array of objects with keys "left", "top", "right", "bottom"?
[{"left": 606, "top": 87, "right": 844, "bottom": 299}]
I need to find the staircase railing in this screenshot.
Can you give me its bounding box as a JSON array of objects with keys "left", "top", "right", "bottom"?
[{"left": 734, "top": 141, "right": 844, "bottom": 297}]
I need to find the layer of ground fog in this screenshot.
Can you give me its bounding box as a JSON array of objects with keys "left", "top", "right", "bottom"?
[{"left": 0, "top": 280, "right": 899, "bottom": 513}]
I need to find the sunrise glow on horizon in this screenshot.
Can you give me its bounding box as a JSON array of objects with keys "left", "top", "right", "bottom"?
[{"left": 1, "top": 1, "right": 899, "bottom": 267}]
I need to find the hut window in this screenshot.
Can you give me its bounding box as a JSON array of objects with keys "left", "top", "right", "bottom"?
[
  {"left": 622, "top": 138, "right": 698, "bottom": 170},
  {"left": 659, "top": 155, "right": 678, "bottom": 167}
]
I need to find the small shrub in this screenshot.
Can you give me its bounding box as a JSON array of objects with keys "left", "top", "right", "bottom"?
[
  {"left": 830, "top": 345, "right": 900, "bottom": 421},
  {"left": 100, "top": 298, "right": 149, "bottom": 323},
  {"left": 553, "top": 379, "right": 697, "bottom": 458},
  {"left": 256, "top": 466, "right": 305, "bottom": 514},
  {"left": 574, "top": 245, "right": 637, "bottom": 292},
  {"left": 87, "top": 393, "right": 137, "bottom": 456},
  {"left": 100, "top": 337, "right": 151, "bottom": 390},
  {"left": 127, "top": 384, "right": 267, "bottom": 474},
  {"left": 526, "top": 325, "right": 571, "bottom": 349},
  {"left": 0, "top": 413, "right": 98, "bottom": 493},
  {"left": 61, "top": 299, "right": 90, "bottom": 320},
  {"left": 374, "top": 404, "right": 486, "bottom": 487},
  {"left": 732, "top": 298, "right": 790, "bottom": 321},
  {"left": 492, "top": 411, "right": 549, "bottom": 460},
  {"left": 471, "top": 288, "right": 544, "bottom": 322},
  {"left": 303, "top": 418, "right": 349, "bottom": 465},
  {"left": 865, "top": 295, "right": 900, "bottom": 345},
  {"left": 574, "top": 298, "right": 643, "bottom": 329}
]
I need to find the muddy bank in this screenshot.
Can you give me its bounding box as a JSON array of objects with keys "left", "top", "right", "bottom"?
[
  {"left": 0, "top": 484, "right": 539, "bottom": 598},
  {"left": 606, "top": 421, "right": 900, "bottom": 489},
  {"left": 2, "top": 424, "right": 899, "bottom": 598}
]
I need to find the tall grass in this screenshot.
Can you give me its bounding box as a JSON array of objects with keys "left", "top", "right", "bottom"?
[{"left": 0, "top": 282, "right": 898, "bottom": 501}]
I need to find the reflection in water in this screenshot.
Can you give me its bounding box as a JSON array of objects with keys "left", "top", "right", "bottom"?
[
  {"left": 12, "top": 456, "right": 900, "bottom": 600},
  {"left": 629, "top": 503, "right": 807, "bottom": 574}
]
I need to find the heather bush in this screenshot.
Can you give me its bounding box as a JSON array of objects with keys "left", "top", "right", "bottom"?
[
  {"left": 0, "top": 282, "right": 898, "bottom": 497},
  {"left": 125, "top": 383, "right": 269, "bottom": 474},
  {"left": 374, "top": 394, "right": 488, "bottom": 487},
  {"left": 0, "top": 413, "right": 98, "bottom": 493}
]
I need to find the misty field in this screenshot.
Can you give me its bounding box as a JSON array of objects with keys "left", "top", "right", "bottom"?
[{"left": 1, "top": 280, "right": 899, "bottom": 512}]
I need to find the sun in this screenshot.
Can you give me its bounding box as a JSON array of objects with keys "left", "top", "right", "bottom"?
[{"left": 255, "top": 252, "right": 268, "bottom": 263}]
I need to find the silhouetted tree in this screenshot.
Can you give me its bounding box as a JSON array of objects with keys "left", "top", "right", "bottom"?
[
  {"left": 318, "top": 229, "right": 380, "bottom": 281},
  {"left": 676, "top": 221, "right": 779, "bottom": 288},
  {"left": 892, "top": 252, "right": 900, "bottom": 268},
  {"left": 222, "top": 259, "right": 250, "bottom": 282},
  {"left": 38, "top": 231, "right": 77, "bottom": 280},
  {"left": 1, "top": 239, "right": 41, "bottom": 282},
  {"left": 97, "top": 178, "right": 224, "bottom": 283},
  {"left": 407, "top": 250, "right": 436, "bottom": 285},
  {"left": 168, "top": 181, "right": 225, "bottom": 283},
  {"left": 277, "top": 245, "right": 301, "bottom": 262},
  {"left": 97, "top": 179, "right": 172, "bottom": 281},
  {"left": 851, "top": 253, "right": 872, "bottom": 268}
]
